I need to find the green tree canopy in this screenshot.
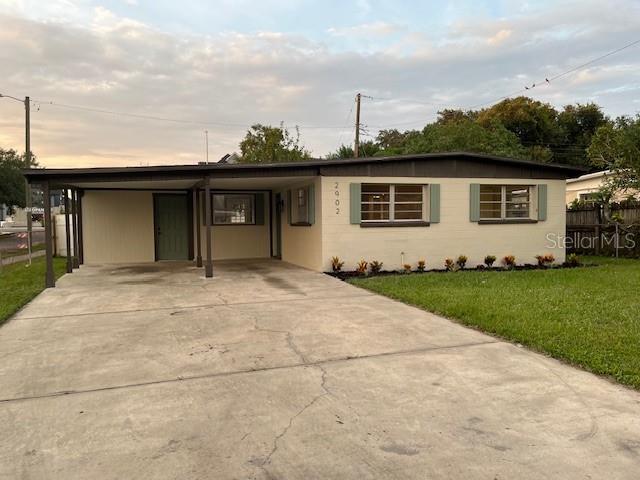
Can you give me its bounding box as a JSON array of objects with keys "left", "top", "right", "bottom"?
[
  {"left": 412, "top": 119, "right": 531, "bottom": 159},
  {"left": 0, "top": 148, "right": 36, "bottom": 208},
  {"left": 588, "top": 115, "right": 640, "bottom": 193},
  {"left": 325, "top": 140, "right": 381, "bottom": 159},
  {"left": 239, "top": 123, "right": 311, "bottom": 164},
  {"left": 555, "top": 103, "right": 609, "bottom": 166},
  {"left": 477, "top": 96, "right": 560, "bottom": 146}
]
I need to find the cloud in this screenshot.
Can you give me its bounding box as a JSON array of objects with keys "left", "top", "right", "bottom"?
[
  {"left": 0, "top": 1, "right": 638, "bottom": 168},
  {"left": 487, "top": 29, "right": 512, "bottom": 46},
  {"left": 327, "top": 21, "right": 404, "bottom": 38}
]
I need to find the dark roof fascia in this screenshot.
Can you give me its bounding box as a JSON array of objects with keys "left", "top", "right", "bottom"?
[{"left": 23, "top": 152, "right": 587, "bottom": 184}]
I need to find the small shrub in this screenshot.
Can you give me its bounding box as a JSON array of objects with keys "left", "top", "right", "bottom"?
[
  {"left": 566, "top": 253, "right": 581, "bottom": 267},
  {"left": 403, "top": 263, "right": 412, "bottom": 273},
  {"left": 502, "top": 255, "right": 516, "bottom": 269},
  {"left": 370, "top": 260, "right": 383, "bottom": 274},
  {"left": 444, "top": 258, "right": 456, "bottom": 271},
  {"left": 331, "top": 256, "right": 344, "bottom": 272},
  {"left": 484, "top": 255, "right": 496, "bottom": 268},
  {"left": 356, "top": 259, "right": 368, "bottom": 275},
  {"left": 535, "top": 253, "right": 556, "bottom": 267},
  {"left": 417, "top": 259, "right": 426, "bottom": 272},
  {"left": 456, "top": 255, "right": 468, "bottom": 269}
]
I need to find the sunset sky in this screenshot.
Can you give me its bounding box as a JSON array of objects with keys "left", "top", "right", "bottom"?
[{"left": 0, "top": 0, "right": 638, "bottom": 168}]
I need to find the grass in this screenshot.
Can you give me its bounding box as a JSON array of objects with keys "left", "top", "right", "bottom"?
[
  {"left": 0, "top": 256, "right": 66, "bottom": 326},
  {"left": 350, "top": 257, "right": 640, "bottom": 390}
]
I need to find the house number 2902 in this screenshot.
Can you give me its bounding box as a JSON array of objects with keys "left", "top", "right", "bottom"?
[{"left": 334, "top": 182, "right": 340, "bottom": 215}]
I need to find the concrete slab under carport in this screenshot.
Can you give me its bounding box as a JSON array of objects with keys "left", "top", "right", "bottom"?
[{"left": 1, "top": 259, "right": 639, "bottom": 479}]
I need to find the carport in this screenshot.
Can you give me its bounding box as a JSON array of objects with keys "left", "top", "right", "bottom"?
[{"left": 24, "top": 162, "right": 321, "bottom": 288}]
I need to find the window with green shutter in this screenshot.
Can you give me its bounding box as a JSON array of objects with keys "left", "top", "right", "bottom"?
[
  {"left": 353, "top": 183, "right": 432, "bottom": 225},
  {"left": 471, "top": 184, "right": 543, "bottom": 222}
]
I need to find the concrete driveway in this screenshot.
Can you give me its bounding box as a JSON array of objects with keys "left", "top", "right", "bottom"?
[{"left": 1, "top": 260, "right": 639, "bottom": 479}]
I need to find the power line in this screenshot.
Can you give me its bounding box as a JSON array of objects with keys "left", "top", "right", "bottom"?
[
  {"left": 25, "top": 98, "right": 358, "bottom": 131},
  {"left": 361, "top": 37, "right": 640, "bottom": 121},
  {"left": 462, "top": 38, "right": 640, "bottom": 110}
]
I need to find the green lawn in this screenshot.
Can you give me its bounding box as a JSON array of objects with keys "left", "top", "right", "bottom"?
[
  {"left": 350, "top": 257, "right": 640, "bottom": 390},
  {"left": 0, "top": 257, "right": 66, "bottom": 326}
]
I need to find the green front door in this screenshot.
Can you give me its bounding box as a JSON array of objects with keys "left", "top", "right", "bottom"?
[{"left": 154, "top": 194, "right": 189, "bottom": 260}]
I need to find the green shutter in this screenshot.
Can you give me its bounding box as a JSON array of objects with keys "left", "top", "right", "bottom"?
[
  {"left": 287, "top": 190, "right": 292, "bottom": 225},
  {"left": 538, "top": 184, "right": 548, "bottom": 221},
  {"left": 349, "top": 183, "right": 361, "bottom": 224},
  {"left": 470, "top": 184, "right": 480, "bottom": 222},
  {"left": 429, "top": 184, "right": 440, "bottom": 223},
  {"left": 255, "top": 193, "right": 265, "bottom": 225},
  {"left": 307, "top": 184, "right": 315, "bottom": 225}
]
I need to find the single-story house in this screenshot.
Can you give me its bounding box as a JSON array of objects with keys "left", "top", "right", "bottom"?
[{"left": 24, "top": 152, "right": 584, "bottom": 287}]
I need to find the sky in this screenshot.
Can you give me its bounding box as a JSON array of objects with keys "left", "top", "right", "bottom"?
[{"left": 0, "top": 0, "right": 639, "bottom": 168}]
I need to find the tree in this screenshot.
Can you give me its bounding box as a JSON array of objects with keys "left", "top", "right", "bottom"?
[
  {"left": 325, "top": 140, "right": 381, "bottom": 159},
  {"left": 0, "top": 148, "right": 36, "bottom": 209},
  {"left": 588, "top": 115, "right": 640, "bottom": 193},
  {"left": 325, "top": 144, "right": 354, "bottom": 159},
  {"left": 436, "top": 109, "right": 478, "bottom": 124},
  {"left": 402, "top": 119, "right": 531, "bottom": 159},
  {"left": 555, "top": 103, "right": 609, "bottom": 166},
  {"left": 239, "top": 123, "right": 311, "bottom": 164},
  {"left": 477, "top": 96, "right": 560, "bottom": 146}
]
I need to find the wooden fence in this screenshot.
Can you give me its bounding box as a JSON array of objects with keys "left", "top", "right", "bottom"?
[{"left": 566, "top": 205, "right": 640, "bottom": 257}]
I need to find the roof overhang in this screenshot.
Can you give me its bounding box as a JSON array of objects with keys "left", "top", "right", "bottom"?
[{"left": 23, "top": 152, "right": 587, "bottom": 189}]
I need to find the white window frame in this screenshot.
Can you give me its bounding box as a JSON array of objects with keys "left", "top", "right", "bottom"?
[
  {"left": 479, "top": 185, "right": 532, "bottom": 221},
  {"left": 361, "top": 184, "right": 427, "bottom": 223}
]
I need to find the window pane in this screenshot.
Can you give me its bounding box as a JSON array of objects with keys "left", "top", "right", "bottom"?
[
  {"left": 395, "top": 185, "right": 422, "bottom": 202},
  {"left": 362, "top": 184, "right": 390, "bottom": 203},
  {"left": 506, "top": 203, "right": 530, "bottom": 218},
  {"left": 480, "top": 203, "right": 502, "bottom": 219},
  {"left": 362, "top": 206, "right": 390, "bottom": 221},
  {"left": 213, "top": 194, "right": 254, "bottom": 224},
  {"left": 395, "top": 210, "right": 423, "bottom": 220},
  {"left": 480, "top": 185, "right": 502, "bottom": 202},
  {"left": 506, "top": 185, "right": 530, "bottom": 203},
  {"left": 295, "top": 187, "right": 309, "bottom": 223},
  {"left": 362, "top": 184, "right": 390, "bottom": 221}
]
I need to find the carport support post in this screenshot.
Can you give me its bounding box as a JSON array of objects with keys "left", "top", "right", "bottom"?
[
  {"left": 43, "top": 181, "right": 55, "bottom": 288},
  {"left": 71, "top": 189, "right": 79, "bottom": 269},
  {"left": 204, "top": 179, "right": 213, "bottom": 278},
  {"left": 77, "top": 190, "right": 84, "bottom": 264},
  {"left": 63, "top": 189, "right": 73, "bottom": 273},
  {"left": 194, "top": 187, "right": 202, "bottom": 267}
]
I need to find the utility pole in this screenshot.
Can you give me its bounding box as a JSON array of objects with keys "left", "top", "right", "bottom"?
[
  {"left": 0, "top": 93, "right": 33, "bottom": 265},
  {"left": 205, "top": 130, "right": 209, "bottom": 164},
  {"left": 25, "top": 96, "right": 32, "bottom": 265},
  {"left": 354, "top": 93, "right": 361, "bottom": 158}
]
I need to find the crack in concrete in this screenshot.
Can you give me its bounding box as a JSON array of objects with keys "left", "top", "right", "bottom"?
[
  {"left": 258, "top": 364, "right": 330, "bottom": 478},
  {"left": 12, "top": 293, "right": 374, "bottom": 322},
  {"left": 251, "top": 313, "right": 308, "bottom": 365},
  {"left": 0, "top": 340, "right": 499, "bottom": 404}
]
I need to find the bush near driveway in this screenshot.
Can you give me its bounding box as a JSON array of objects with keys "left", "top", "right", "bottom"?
[
  {"left": 0, "top": 257, "right": 66, "bottom": 326},
  {"left": 350, "top": 257, "right": 640, "bottom": 390}
]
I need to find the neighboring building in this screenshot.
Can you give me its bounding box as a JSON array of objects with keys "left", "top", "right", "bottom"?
[
  {"left": 566, "top": 170, "right": 639, "bottom": 205},
  {"left": 24, "top": 152, "right": 583, "bottom": 281},
  {"left": 566, "top": 170, "right": 611, "bottom": 205}
]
